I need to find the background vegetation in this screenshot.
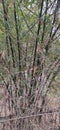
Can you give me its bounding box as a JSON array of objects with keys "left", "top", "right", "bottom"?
[{"left": 0, "top": 0, "right": 60, "bottom": 130}]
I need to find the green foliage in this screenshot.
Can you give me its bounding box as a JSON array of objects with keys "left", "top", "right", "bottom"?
[{"left": 0, "top": 0, "right": 60, "bottom": 95}]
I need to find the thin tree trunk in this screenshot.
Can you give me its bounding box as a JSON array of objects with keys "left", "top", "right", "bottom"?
[
  {"left": 14, "top": 2, "right": 21, "bottom": 71},
  {"left": 2, "top": 0, "right": 16, "bottom": 68}
]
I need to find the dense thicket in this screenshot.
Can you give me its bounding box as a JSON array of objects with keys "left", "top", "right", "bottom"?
[{"left": 0, "top": 0, "right": 60, "bottom": 129}]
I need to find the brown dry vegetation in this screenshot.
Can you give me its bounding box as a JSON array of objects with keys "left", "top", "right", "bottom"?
[{"left": 0, "top": 86, "right": 60, "bottom": 130}]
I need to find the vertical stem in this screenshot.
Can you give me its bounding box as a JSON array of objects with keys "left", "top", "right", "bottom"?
[
  {"left": 2, "top": 0, "right": 9, "bottom": 57},
  {"left": 41, "top": 0, "right": 48, "bottom": 43},
  {"left": 13, "top": 3, "right": 21, "bottom": 108},
  {"left": 2, "top": 0, "right": 16, "bottom": 68},
  {"left": 31, "top": 0, "right": 44, "bottom": 79},
  {"left": 14, "top": 2, "right": 21, "bottom": 72},
  {"left": 45, "top": 1, "right": 59, "bottom": 54},
  {"left": 29, "top": 0, "right": 44, "bottom": 97},
  {"left": 9, "top": 36, "right": 15, "bottom": 68}
]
